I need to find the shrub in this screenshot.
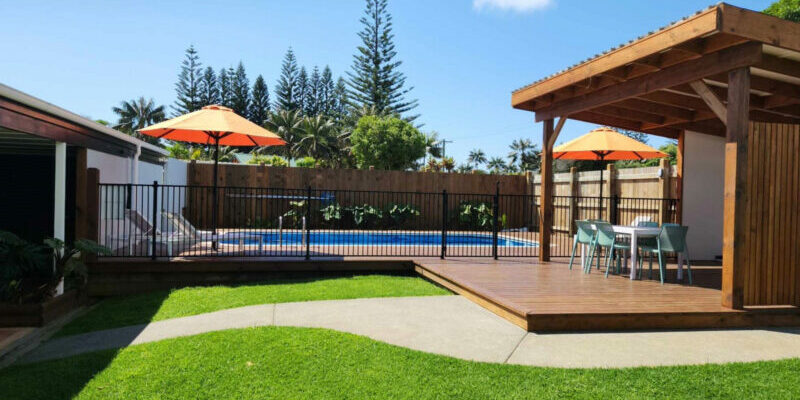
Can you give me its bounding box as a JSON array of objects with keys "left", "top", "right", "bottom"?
[
  {"left": 455, "top": 201, "right": 494, "bottom": 231},
  {"left": 0, "top": 232, "right": 109, "bottom": 304},
  {"left": 384, "top": 203, "right": 420, "bottom": 228},
  {"left": 295, "top": 157, "right": 318, "bottom": 168},
  {"left": 247, "top": 154, "right": 289, "bottom": 167},
  {"left": 350, "top": 116, "right": 427, "bottom": 170}
]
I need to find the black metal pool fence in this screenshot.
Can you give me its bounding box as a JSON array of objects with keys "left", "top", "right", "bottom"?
[{"left": 97, "top": 182, "right": 678, "bottom": 259}]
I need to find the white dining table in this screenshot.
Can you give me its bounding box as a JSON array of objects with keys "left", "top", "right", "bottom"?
[{"left": 585, "top": 224, "right": 661, "bottom": 280}]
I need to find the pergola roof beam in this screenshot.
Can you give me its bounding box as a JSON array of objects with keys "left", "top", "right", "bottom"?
[{"left": 534, "top": 42, "right": 763, "bottom": 122}]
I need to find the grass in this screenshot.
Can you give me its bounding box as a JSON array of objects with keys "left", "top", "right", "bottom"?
[
  {"left": 56, "top": 275, "right": 449, "bottom": 337},
  {"left": 2, "top": 326, "right": 799, "bottom": 399}
]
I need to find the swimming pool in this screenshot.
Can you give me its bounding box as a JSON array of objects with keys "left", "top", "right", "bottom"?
[{"left": 220, "top": 231, "right": 537, "bottom": 247}]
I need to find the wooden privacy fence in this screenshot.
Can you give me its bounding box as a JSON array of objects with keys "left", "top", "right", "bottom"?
[{"left": 185, "top": 161, "right": 679, "bottom": 231}]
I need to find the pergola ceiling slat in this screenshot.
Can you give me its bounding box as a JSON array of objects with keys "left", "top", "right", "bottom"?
[{"left": 534, "top": 42, "right": 763, "bottom": 122}]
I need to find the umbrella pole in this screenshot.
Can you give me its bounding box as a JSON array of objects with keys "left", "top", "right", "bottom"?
[{"left": 212, "top": 139, "right": 219, "bottom": 251}]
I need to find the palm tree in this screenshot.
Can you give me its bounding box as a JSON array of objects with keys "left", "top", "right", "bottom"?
[
  {"left": 487, "top": 157, "right": 507, "bottom": 174},
  {"left": 296, "top": 116, "right": 337, "bottom": 162},
  {"left": 262, "top": 109, "right": 304, "bottom": 162},
  {"left": 507, "top": 138, "right": 533, "bottom": 169},
  {"left": 467, "top": 149, "right": 487, "bottom": 167},
  {"left": 112, "top": 97, "right": 166, "bottom": 146},
  {"left": 424, "top": 131, "right": 443, "bottom": 162}
]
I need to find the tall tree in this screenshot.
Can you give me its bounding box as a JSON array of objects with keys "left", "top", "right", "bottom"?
[
  {"left": 262, "top": 110, "right": 305, "bottom": 162},
  {"left": 296, "top": 67, "right": 309, "bottom": 114},
  {"left": 275, "top": 48, "right": 300, "bottom": 112},
  {"left": 319, "top": 66, "right": 336, "bottom": 117},
  {"left": 199, "top": 67, "right": 219, "bottom": 106},
  {"left": 764, "top": 0, "right": 800, "bottom": 22},
  {"left": 620, "top": 130, "right": 649, "bottom": 145},
  {"left": 304, "top": 66, "right": 323, "bottom": 116},
  {"left": 112, "top": 97, "right": 166, "bottom": 146},
  {"left": 230, "top": 62, "right": 250, "bottom": 116},
  {"left": 467, "top": 149, "right": 487, "bottom": 167},
  {"left": 173, "top": 45, "right": 203, "bottom": 115},
  {"left": 487, "top": 157, "right": 507, "bottom": 174},
  {"left": 332, "top": 77, "right": 349, "bottom": 119},
  {"left": 218, "top": 67, "right": 233, "bottom": 107},
  {"left": 347, "top": 0, "right": 418, "bottom": 118},
  {"left": 250, "top": 75, "right": 270, "bottom": 125}
]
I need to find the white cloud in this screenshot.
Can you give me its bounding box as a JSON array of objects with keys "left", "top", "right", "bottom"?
[{"left": 473, "top": 0, "right": 552, "bottom": 13}]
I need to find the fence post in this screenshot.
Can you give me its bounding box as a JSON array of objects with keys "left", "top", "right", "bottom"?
[
  {"left": 305, "top": 186, "right": 312, "bottom": 260},
  {"left": 492, "top": 182, "right": 499, "bottom": 260},
  {"left": 126, "top": 183, "right": 132, "bottom": 210},
  {"left": 658, "top": 158, "right": 671, "bottom": 225},
  {"left": 568, "top": 167, "right": 578, "bottom": 235},
  {"left": 605, "top": 164, "right": 615, "bottom": 221},
  {"left": 441, "top": 190, "right": 447, "bottom": 259},
  {"left": 151, "top": 180, "right": 158, "bottom": 260},
  {"left": 611, "top": 195, "right": 620, "bottom": 225}
]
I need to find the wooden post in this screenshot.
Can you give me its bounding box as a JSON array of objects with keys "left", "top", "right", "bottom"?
[
  {"left": 86, "top": 168, "right": 100, "bottom": 262},
  {"left": 568, "top": 167, "right": 578, "bottom": 235},
  {"left": 676, "top": 131, "right": 685, "bottom": 225},
  {"left": 605, "top": 163, "right": 615, "bottom": 221},
  {"left": 722, "top": 67, "right": 750, "bottom": 309},
  {"left": 540, "top": 119, "right": 555, "bottom": 262},
  {"left": 658, "top": 158, "right": 672, "bottom": 225},
  {"left": 74, "top": 147, "right": 88, "bottom": 240}
]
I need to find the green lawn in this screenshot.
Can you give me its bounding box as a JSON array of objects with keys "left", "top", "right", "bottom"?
[
  {"left": 56, "top": 275, "right": 449, "bottom": 337},
  {"left": 2, "top": 326, "right": 798, "bottom": 399}
]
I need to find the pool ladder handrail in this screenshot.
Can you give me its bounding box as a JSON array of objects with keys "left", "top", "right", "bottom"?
[
  {"left": 278, "top": 216, "right": 283, "bottom": 246},
  {"left": 301, "top": 217, "right": 307, "bottom": 246}
]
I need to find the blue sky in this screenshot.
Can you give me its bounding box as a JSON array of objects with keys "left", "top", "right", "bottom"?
[{"left": 0, "top": 0, "right": 770, "bottom": 164}]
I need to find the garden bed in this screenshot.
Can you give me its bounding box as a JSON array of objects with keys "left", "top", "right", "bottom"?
[{"left": 0, "top": 290, "right": 85, "bottom": 327}]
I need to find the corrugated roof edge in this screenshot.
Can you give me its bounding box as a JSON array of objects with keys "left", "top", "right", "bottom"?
[
  {"left": 0, "top": 82, "right": 168, "bottom": 155},
  {"left": 511, "top": 3, "right": 722, "bottom": 95}
]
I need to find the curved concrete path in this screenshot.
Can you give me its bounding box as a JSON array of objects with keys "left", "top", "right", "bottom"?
[{"left": 21, "top": 295, "right": 800, "bottom": 368}]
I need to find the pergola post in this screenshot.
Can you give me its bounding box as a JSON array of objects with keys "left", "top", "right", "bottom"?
[
  {"left": 54, "top": 141, "right": 67, "bottom": 295},
  {"left": 721, "top": 67, "right": 750, "bottom": 309},
  {"left": 539, "top": 119, "right": 555, "bottom": 262}
]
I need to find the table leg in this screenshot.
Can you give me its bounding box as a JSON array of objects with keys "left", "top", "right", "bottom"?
[
  {"left": 629, "top": 232, "right": 638, "bottom": 280},
  {"left": 581, "top": 244, "right": 585, "bottom": 267}
]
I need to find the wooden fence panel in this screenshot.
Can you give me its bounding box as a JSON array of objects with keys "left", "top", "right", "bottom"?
[{"left": 743, "top": 122, "right": 800, "bottom": 306}]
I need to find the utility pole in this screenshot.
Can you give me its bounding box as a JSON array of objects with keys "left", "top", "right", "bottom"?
[{"left": 439, "top": 139, "right": 454, "bottom": 159}]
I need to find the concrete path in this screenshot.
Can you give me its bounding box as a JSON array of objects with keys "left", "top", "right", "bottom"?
[{"left": 20, "top": 295, "right": 800, "bottom": 368}]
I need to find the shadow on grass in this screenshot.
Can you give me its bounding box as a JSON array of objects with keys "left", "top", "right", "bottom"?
[{"left": 2, "top": 347, "right": 120, "bottom": 400}]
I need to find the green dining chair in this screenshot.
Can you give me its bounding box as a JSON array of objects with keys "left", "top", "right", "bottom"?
[
  {"left": 635, "top": 221, "right": 659, "bottom": 279},
  {"left": 585, "top": 222, "right": 629, "bottom": 275},
  {"left": 569, "top": 220, "right": 596, "bottom": 270},
  {"left": 638, "top": 225, "right": 692, "bottom": 284}
]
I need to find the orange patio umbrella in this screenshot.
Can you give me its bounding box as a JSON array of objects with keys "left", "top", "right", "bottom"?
[
  {"left": 139, "top": 105, "right": 285, "bottom": 241},
  {"left": 553, "top": 127, "right": 667, "bottom": 219}
]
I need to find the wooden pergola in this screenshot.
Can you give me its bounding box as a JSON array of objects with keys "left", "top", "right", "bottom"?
[{"left": 513, "top": 4, "right": 800, "bottom": 309}]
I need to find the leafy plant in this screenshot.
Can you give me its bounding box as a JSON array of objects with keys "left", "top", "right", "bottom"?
[
  {"left": 384, "top": 203, "right": 420, "bottom": 228},
  {"left": 247, "top": 154, "right": 289, "bottom": 166},
  {"left": 320, "top": 203, "right": 344, "bottom": 228},
  {"left": 349, "top": 204, "right": 383, "bottom": 228},
  {"left": 0, "top": 231, "right": 109, "bottom": 304},
  {"left": 295, "top": 156, "right": 318, "bottom": 168},
  {"left": 456, "top": 201, "right": 494, "bottom": 231},
  {"left": 0, "top": 231, "right": 50, "bottom": 303},
  {"left": 282, "top": 201, "right": 307, "bottom": 229},
  {"left": 44, "top": 238, "right": 111, "bottom": 293}
]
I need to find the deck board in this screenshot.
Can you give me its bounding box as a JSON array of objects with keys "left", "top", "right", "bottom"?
[{"left": 413, "top": 257, "right": 800, "bottom": 331}]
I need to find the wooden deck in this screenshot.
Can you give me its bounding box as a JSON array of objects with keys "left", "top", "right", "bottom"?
[{"left": 414, "top": 257, "right": 800, "bottom": 332}]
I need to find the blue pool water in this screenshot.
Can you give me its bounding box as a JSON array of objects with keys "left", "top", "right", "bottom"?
[{"left": 220, "top": 231, "right": 537, "bottom": 247}]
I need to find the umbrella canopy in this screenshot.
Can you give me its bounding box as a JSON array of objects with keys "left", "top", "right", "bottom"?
[
  {"left": 138, "top": 104, "right": 285, "bottom": 146},
  {"left": 552, "top": 127, "right": 667, "bottom": 222},
  {"left": 138, "top": 105, "right": 285, "bottom": 252},
  {"left": 553, "top": 127, "right": 667, "bottom": 161}
]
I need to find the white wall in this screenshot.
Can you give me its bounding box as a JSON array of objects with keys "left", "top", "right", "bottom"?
[
  {"left": 164, "top": 158, "right": 188, "bottom": 186},
  {"left": 682, "top": 131, "right": 725, "bottom": 260},
  {"left": 87, "top": 149, "right": 131, "bottom": 184}
]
